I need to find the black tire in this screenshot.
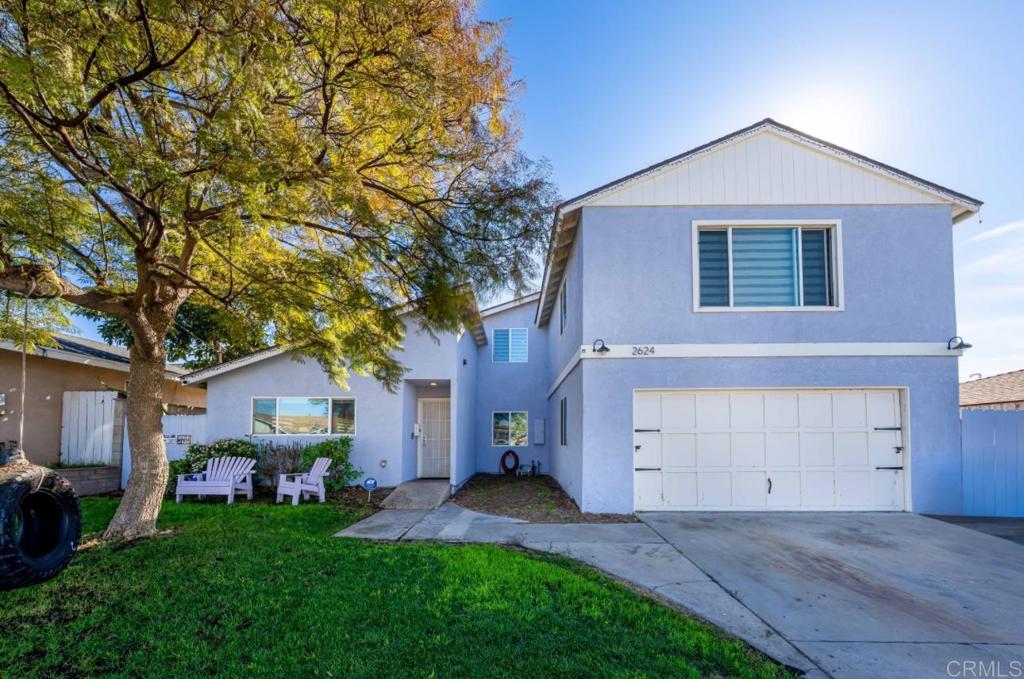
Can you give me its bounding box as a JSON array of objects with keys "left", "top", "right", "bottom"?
[{"left": 0, "top": 465, "right": 82, "bottom": 590}]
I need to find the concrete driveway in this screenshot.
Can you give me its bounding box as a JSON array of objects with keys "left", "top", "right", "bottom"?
[{"left": 639, "top": 512, "right": 1024, "bottom": 678}]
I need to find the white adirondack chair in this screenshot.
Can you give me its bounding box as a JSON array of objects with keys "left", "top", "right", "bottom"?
[
  {"left": 175, "top": 456, "right": 256, "bottom": 504},
  {"left": 276, "top": 457, "right": 332, "bottom": 505}
]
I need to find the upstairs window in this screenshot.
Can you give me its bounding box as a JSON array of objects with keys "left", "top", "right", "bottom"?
[
  {"left": 559, "top": 397, "right": 568, "bottom": 446},
  {"left": 493, "top": 328, "right": 528, "bottom": 363},
  {"left": 696, "top": 223, "right": 839, "bottom": 309}
]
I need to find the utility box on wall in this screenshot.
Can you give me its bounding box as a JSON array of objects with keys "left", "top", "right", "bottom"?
[{"left": 533, "top": 418, "right": 545, "bottom": 445}]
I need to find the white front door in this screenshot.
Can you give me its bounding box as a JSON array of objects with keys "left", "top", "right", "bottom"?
[
  {"left": 417, "top": 398, "right": 451, "bottom": 478},
  {"left": 633, "top": 389, "right": 906, "bottom": 511}
]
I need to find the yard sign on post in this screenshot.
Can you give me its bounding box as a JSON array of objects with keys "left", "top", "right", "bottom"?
[{"left": 364, "top": 477, "right": 378, "bottom": 503}]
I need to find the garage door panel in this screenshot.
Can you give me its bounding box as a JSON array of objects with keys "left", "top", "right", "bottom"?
[
  {"left": 634, "top": 392, "right": 662, "bottom": 430},
  {"left": 661, "top": 394, "right": 695, "bottom": 430},
  {"left": 663, "top": 472, "right": 697, "bottom": 506},
  {"left": 803, "top": 471, "right": 836, "bottom": 506},
  {"left": 833, "top": 392, "right": 868, "bottom": 428},
  {"left": 634, "top": 432, "right": 662, "bottom": 469},
  {"left": 635, "top": 389, "right": 905, "bottom": 512},
  {"left": 835, "top": 432, "right": 869, "bottom": 466},
  {"left": 799, "top": 393, "right": 834, "bottom": 428},
  {"left": 663, "top": 434, "right": 696, "bottom": 467},
  {"left": 801, "top": 432, "right": 835, "bottom": 466},
  {"left": 635, "top": 471, "right": 662, "bottom": 509},
  {"left": 869, "top": 432, "right": 900, "bottom": 466},
  {"left": 872, "top": 470, "right": 903, "bottom": 508},
  {"left": 733, "top": 472, "right": 767, "bottom": 507},
  {"left": 766, "top": 432, "right": 800, "bottom": 466},
  {"left": 697, "top": 433, "right": 731, "bottom": 467},
  {"left": 731, "top": 433, "right": 765, "bottom": 467},
  {"left": 696, "top": 393, "right": 731, "bottom": 428},
  {"left": 765, "top": 393, "right": 799, "bottom": 428},
  {"left": 837, "top": 471, "right": 872, "bottom": 506},
  {"left": 767, "top": 472, "right": 801, "bottom": 507},
  {"left": 730, "top": 393, "right": 765, "bottom": 428},
  {"left": 866, "top": 392, "right": 899, "bottom": 428},
  {"left": 700, "top": 472, "right": 732, "bottom": 506}
]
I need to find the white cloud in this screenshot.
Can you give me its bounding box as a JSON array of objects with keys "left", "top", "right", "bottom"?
[{"left": 963, "top": 219, "right": 1024, "bottom": 245}]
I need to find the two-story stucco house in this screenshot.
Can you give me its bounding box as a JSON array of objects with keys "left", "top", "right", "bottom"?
[{"left": 183, "top": 119, "right": 981, "bottom": 516}]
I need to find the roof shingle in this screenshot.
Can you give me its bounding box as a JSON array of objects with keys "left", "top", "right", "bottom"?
[{"left": 960, "top": 369, "right": 1024, "bottom": 406}]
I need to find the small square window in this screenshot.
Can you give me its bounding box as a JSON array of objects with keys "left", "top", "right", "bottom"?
[
  {"left": 492, "top": 411, "right": 528, "bottom": 446},
  {"left": 493, "top": 328, "right": 528, "bottom": 363}
]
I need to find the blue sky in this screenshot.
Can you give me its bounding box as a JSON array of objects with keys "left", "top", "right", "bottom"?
[
  {"left": 76, "top": 0, "right": 1023, "bottom": 380},
  {"left": 475, "top": 0, "right": 1024, "bottom": 379}
]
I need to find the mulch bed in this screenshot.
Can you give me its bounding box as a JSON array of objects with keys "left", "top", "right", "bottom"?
[{"left": 452, "top": 474, "right": 636, "bottom": 523}]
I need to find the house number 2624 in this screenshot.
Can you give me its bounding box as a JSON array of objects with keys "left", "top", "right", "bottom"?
[{"left": 631, "top": 346, "right": 655, "bottom": 356}]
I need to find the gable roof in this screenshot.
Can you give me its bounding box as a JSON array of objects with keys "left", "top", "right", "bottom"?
[
  {"left": 0, "top": 333, "right": 188, "bottom": 378},
  {"left": 960, "top": 369, "right": 1024, "bottom": 407},
  {"left": 182, "top": 290, "right": 490, "bottom": 385},
  {"left": 536, "top": 118, "right": 983, "bottom": 325}
]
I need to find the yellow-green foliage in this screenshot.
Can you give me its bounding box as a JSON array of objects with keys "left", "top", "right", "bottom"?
[{"left": 0, "top": 0, "right": 557, "bottom": 388}]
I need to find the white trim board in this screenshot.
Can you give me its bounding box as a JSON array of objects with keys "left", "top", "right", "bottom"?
[{"left": 547, "top": 342, "right": 960, "bottom": 397}]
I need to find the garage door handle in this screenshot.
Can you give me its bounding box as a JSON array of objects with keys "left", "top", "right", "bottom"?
[
  {"left": 767, "top": 478, "right": 772, "bottom": 494},
  {"left": 875, "top": 466, "right": 904, "bottom": 470},
  {"left": 634, "top": 428, "right": 661, "bottom": 433}
]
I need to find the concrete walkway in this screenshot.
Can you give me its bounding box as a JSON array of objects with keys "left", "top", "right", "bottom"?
[
  {"left": 336, "top": 503, "right": 822, "bottom": 676},
  {"left": 380, "top": 479, "right": 450, "bottom": 509}
]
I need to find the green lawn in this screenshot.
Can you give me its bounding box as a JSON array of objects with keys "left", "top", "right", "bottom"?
[{"left": 0, "top": 500, "right": 790, "bottom": 678}]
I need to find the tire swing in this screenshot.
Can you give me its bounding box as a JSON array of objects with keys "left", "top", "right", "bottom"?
[
  {"left": 0, "top": 284, "right": 82, "bottom": 590},
  {"left": 499, "top": 449, "right": 520, "bottom": 475}
]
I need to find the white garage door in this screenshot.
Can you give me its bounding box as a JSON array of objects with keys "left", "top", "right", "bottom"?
[{"left": 633, "top": 389, "right": 906, "bottom": 511}]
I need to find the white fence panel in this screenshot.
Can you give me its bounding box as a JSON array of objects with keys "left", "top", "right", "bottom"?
[
  {"left": 60, "top": 391, "right": 119, "bottom": 465},
  {"left": 120, "top": 414, "right": 207, "bottom": 488}
]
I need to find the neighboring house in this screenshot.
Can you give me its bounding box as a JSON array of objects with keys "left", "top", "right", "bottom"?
[
  {"left": 183, "top": 118, "right": 981, "bottom": 516},
  {"left": 0, "top": 334, "right": 206, "bottom": 466},
  {"left": 960, "top": 370, "right": 1024, "bottom": 410}
]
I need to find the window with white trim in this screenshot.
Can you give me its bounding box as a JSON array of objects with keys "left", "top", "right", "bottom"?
[
  {"left": 559, "top": 397, "right": 567, "bottom": 446},
  {"left": 492, "top": 328, "right": 528, "bottom": 362},
  {"left": 492, "top": 411, "right": 528, "bottom": 446},
  {"left": 697, "top": 224, "right": 838, "bottom": 308},
  {"left": 559, "top": 280, "right": 567, "bottom": 335},
  {"left": 252, "top": 397, "right": 355, "bottom": 435}
]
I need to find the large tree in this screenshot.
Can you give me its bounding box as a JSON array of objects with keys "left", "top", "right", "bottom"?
[{"left": 0, "top": 0, "right": 555, "bottom": 540}]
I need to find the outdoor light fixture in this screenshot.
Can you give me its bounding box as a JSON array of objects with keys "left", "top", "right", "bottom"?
[
  {"left": 592, "top": 339, "right": 611, "bottom": 353},
  {"left": 947, "top": 336, "right": 972, "bottom": 351},
  {"left": 430, "top": 381, "right": 438, "bottom": 386}
]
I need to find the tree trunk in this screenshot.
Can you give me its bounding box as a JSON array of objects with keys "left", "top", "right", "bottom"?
[{"left": 102, "top": 342, "right": 170, "bottom": 541}]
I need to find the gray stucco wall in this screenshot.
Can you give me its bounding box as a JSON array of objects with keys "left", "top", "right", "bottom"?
[
  {"left": 204, "top": 318, "right": 460, "bottom": 488},
  {"left": 474, "top": 302, "right": 551, "bottom": 475},
  {"left": 579, "top": 204, "right": 958, "bottom": 344},
  {"left": 548, "top": 362, "right": 583, "bottom": 505}
]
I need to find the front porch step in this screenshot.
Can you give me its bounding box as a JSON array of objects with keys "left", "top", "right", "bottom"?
[{"left": 381, "top": 479, "right": 451, "bottom": 510}]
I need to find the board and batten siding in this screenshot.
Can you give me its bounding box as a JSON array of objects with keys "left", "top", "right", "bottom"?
[
  {"left": 588, "top": 132, "right": 941, "bottom": 208},
  {"left": 961, "top": 409, "right": 1024, "bottom": 517},
  {"left": 60, "top": 391, "right": 121, "bottom": 465}
]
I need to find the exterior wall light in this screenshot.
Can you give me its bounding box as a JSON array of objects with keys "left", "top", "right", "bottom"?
[
  {"left": 592, "top": 339, "right": 611, "bottom": 353},
  {"left": 947, "top": 336, "right": 972, "bottom": 350}
]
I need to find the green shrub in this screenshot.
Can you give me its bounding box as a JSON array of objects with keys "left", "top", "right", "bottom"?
[{"left": 300, "top": 438, "right": 361, "bottom": 491}]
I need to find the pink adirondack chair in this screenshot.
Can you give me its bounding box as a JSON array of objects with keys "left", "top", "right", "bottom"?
[
  {"left": 175, "top": 456, "right": 256, "bottom": 504},
  {"left": 276, "top": 457, "right": 332, "bottom": 505}
]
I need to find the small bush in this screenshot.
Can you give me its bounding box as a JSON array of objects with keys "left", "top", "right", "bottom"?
[{"left": 299, "top": 438, "right": 361, "bottom": 491}]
